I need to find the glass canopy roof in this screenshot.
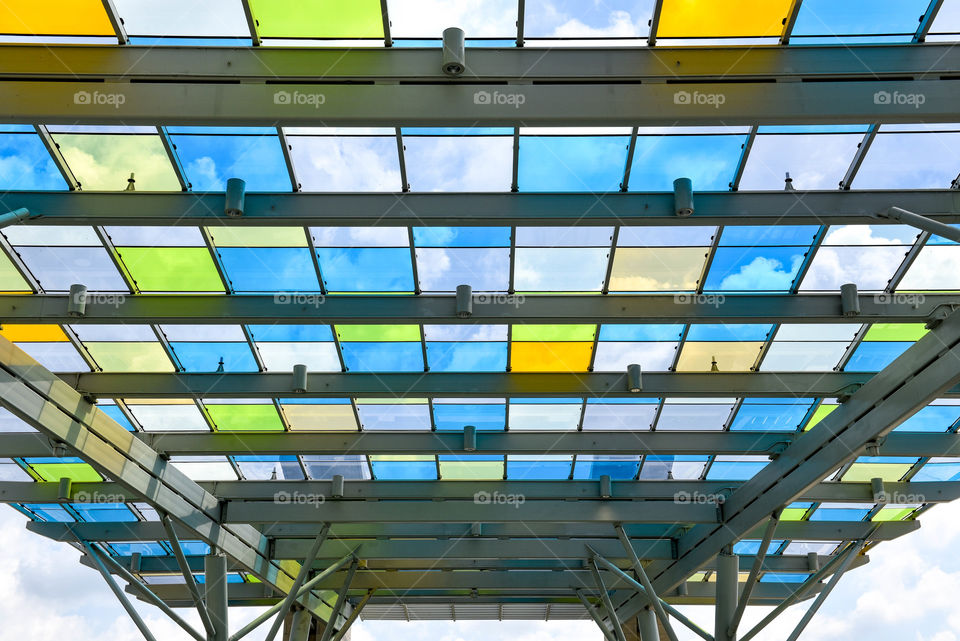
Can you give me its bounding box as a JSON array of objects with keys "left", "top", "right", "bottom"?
[{"left": 2, "top": 0, "right": 956, "bottom": 44}]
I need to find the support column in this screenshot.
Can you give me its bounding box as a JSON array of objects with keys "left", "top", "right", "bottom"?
[
  {"left": 287, "top": 607, "right": 313, "bottom": 641},
  {"left": 205, "top": 554, "right": 229, "bottom": 641},
  {"left": 637, "top": 607, "right": 660, "bottom": 641},
  {"left": 715, "top": 548, "right": 739, "bottom": 641}
]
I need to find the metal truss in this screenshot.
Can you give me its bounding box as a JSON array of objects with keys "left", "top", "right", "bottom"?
[{"left": 7, "top": 190, "right": 960, "bottom": 227}]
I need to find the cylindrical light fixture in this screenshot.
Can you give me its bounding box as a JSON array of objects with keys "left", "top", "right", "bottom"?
[
  {"left": 442, "top": 27, "right": 466, "bottom": 76},
  {"left": 67, "top": 284, "right": 88, "bottom": 317},
  {"left": 627, "top": 363, "right": 642, "bottom": 393},
  {"left": 292, "top": 364, "right": 308, "bottom": 393},
  {"left": 456, "top": 284, "right": 473, "bottom": 318},
  {"left": 673, "top": 177, "right": 694, "bottom": 217},
  {"left": 225, "top": 178, "right": 246, "bottom": 217}
]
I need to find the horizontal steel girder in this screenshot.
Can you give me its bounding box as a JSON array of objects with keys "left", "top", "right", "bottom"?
[
  {"left": 4, "top": 44, "right": 959, "bottom": 82},
  {"left": 2, "top": 480, "right": 954, "bottom": 505},
  {"left": 5, "top": 191, "right": 960, "bottom": 227},
  {"left": 2, "top": 431, "right": 956, "bottom": 459},
  {"left": 2, "top": 80, "right": 957, "bottom": 127},
  {"left": 3, "top": 292, "right": 958, "bottom": 326},
  {"left": 45, "top": 371, "right": 960, "bottom": 399}
]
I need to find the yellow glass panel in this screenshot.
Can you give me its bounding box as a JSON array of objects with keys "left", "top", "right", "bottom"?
[
  {"left": 841, "top": 463, "right": 913, "bottom": 483},
  {"left": 872, "top": 507, "right": 915, "bottom": 522},
  {"left": 85, "top": 342, "right": 175, "bottom": 372},
  {"left": 54, "top": 135, "right": 181, "bottom": 191},
  {"left": 609, "top": 248, "right": 707, "bottom": 291},
  {"left": 439, "top": 461, "right": 504, "bottom": 480},
  {"left": 282, "top": 404, "right": 358, "bottom": 431},
  {"left": 0, "top": 253, "right": 31, "bottom": 292},
  {"left": 779, "top": 508, "right": 808, "bottom": 521},
  {"left": 0, "top": 0, "right": 115, "bottom": 35},
  {"left": 511, "top": 342, "right": 593, "bottom": 372},
  {"left": 676, "top": 342, "right": 764, "bottom": 372},
  {"left": 657, "top": 0, "right": 794, "bottom": 38},
  {"left": 208, "top": 227, "right": 308, "bottom": 248},
  {"left": 689, "top": 572, "right": 708, "bottom": 581},
  {"left": 0, "top": 324, "right": 67, "bottom": 342},
  {"left": 804, "top": 403, "right": 838, "bottom": 431}
]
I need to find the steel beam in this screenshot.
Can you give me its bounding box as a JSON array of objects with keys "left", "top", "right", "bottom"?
[
  {"left": 5, "top": 431, "right": 960, "bottom": 460},
  {"left": 6, "top": 190, "right": 960, "bottom": 227},
  {"left": 4, "top": 292, "right": 959, "bottom": 327},
  {"left": 577, "top": 590, "right": 618, "bottom": 641},
  {"left": 207, "top": 554, "right": 229, "bottom": 641},
  {"left": 639, "top": 309, "right": 960, "bottom": 606},
  {"left": 3, "top": 44, "right": 959, "bottom": 82},
  {"left": 0, "top": 335, "right": 336, "bottom": 623},
  {"left": 26, "top": 519, "right": 919, "bottom": 548},
  {"left": 39, "top": 370, "right": 960, "bottom": 400},
  {"left": 82, "top": 540, "right": 158, "bottom": 641}
]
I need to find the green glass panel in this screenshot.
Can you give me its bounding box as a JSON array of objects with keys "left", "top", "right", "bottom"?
[
  {"left": 439, "top": 461, "right": 504, "bottom": 480},
  {"left": 85, "top": 342, "right": 175, "bottom": 372},
  {"left": 208, "top": 227, "right": 308, "bottom": 247},
  {"left": 248, "top": 0, "right": 384, "bottom": 38},
  {"left": 31, "top": 463, "right": 102, "bottom": 482},
  {"left": 864, "top": 323, "right": 929, "bottom": 342},
  {"left": 118, "top": 248, "right": 225, "bottom": 292},
  {"left": 842, "top": 463, "right": 912, "bottom": 483},
  {"left": 872, "top": 507, "right": 915, "bottom": 522},
  {"left": 779, "top": 508, "right": 809, "bottom": 521},
  {"left": 0, "top": 253, "right": 30, "bottom": 292},
  {"left": 511, "top": 324, "right": 596, "bottom": 342},
  {"left": 335, "top": 325, "right": 421, "bottom": 341},
  {"left": 207, "top": 404, "right": 284, "bottom": 431},
  {"left": 54, "top": 134, "right": 181, "bottom": 191},
  {"left": 804, "top": 404, "right": 838, "bottom": 431}
]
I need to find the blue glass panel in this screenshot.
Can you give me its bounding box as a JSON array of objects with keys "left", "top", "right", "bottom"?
[
  {"left": 809, "top": 507, "right": 871, "bottom": 521},
  {"left": 371, "top": 460, "right": 438, "bottom": 480},
  {"left": 734, "top": 540, "right": 785, "bottom": 555},
  {"left": 413, "top": 227, "right": 512, "bottom": 247},
  {"left": 218, "top": 248, "right": 321, "bottom": 292},
  {"left": 426, "top": 342, "right": 507, "bottom": 372},
  {"left": 22, "top": 504, "right": 74, "bottom": 522},
  {"left": 895, "top": 405, "right": 960, "bottom": 432},
  {"left": 195, "top": 573, "right": 246, "bottom": 584},
  {"left": 111, "top": 542, "right": 168, "bottom": 556},
  {"left": 686, "top": 324, "right": 774, "bottom": 341},
  {"left": 0, "top": 133, "right": 68, "bottom": 190},
  {"left": 719, "top": 226, "right": 819, "bottom": 246},
  {"left": 845, "top": 342, "right": 912, "bottom": 371},
  {"left": 434, "top": 403, "right": 506, "bottom": 431},
  {"left": 760, "top": 573, "right": 808, "bottom": 583},
  {"left": 730, "top": 403, "right": 810, "bottom": 431},
  {"left": 573, "top": 457, "right": 640, "bottom": 480},
  {"left": 793, "top": 0, "right": 929, "bottom": 39},
  {"left": 416, "top": 248, "right": 510, "bottom": 291},
  {"left": 341, "top": 342, "right": 424, "bottom": 372},
  {"left": 400, "top": 128, "right": 513, "bottom": 136},
  {"left": 72, "top": 503, "right": 138, "bottom": 523},
  {"left": 703, "top": 247, "right": 806, "bottom": 292},
  {"left": 247, "top": 325, "right": 333, "bottom": 342},
  {"left": 629, "top": 135, "right": 746, "bottom": 191},
  {"left": 170, "top": 342, "right": 258, "bottom": 372},
  {"left": 507, "top": 460, "right": 573, "bottom": 480},
  {"left": 99, "top": 405, "right": 135, "bottom": 431},
  {"left": 180, "top": 541, "right": 211, "bottom": 555},
  {"left": 518, "top": 136, "right": 629, "bottom": 192},
  {"left": 355, "top": 404, "right": 431, "bottom": 429},
  {"left": 17, "top": 246, "right": 127, "bottom": 291},
  {"left": 171, "top": 133, "right": 292, "bottom": 192},
  {"left": 316, "top": 248, "right": 414, "bottom": 291},
  {"left": 706, "top": 461, "right": 767, "bottom": 480},
  {"left": 598, "top": 324, "right": 683, "bottom": 341},
  {"left": 912, "top": 462, "right": 960, "bottom": 482}
]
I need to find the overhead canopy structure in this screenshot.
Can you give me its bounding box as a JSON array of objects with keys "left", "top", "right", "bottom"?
[{"left": 2, "top": 1, "right": 960, "bottom": 641}]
